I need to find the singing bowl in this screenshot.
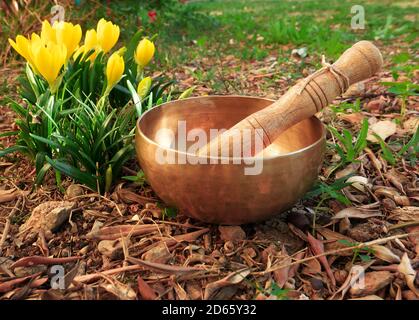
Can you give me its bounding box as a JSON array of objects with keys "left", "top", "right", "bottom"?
[{"left": 135, "top": 96, "right": 325, "bottom": 225}]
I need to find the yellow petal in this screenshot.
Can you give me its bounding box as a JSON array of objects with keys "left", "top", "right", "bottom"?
[
  {"left": 85, "top": 29, "right": 98, "bottom": 50},
  {"left": 41, "top": 20, "right": 56, "bottom": 44},
  {"left": 135, "top": 38, "right": 155, "bottom": 67},
  {"left": 106, "top": 52, "right": 124, "bottom": 90},
  {"left": 96, "top": 18, "right": 120, "bottom": 53},
  {"left": 137, "top": 76, "right": 152, "bottom": 98},
  {"left": 53, "top": 21, "right": 82, "bottom": 60},
  {"left": 8, "top": 35, "right": 32, "bottom": 64},
  {"left": 31, "top": 41, "right": 66, "bottom": 87}
]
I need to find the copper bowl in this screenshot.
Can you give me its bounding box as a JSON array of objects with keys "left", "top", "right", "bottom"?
[{"left": 135, "top": 96, "right": 325, "bottom": 225}]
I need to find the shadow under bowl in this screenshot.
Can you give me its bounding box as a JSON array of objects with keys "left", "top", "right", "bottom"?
[{"left": 136, "top": 96, "right": 325, "bottom": 225}]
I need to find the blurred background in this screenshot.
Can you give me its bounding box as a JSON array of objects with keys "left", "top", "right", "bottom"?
[{"left": 1, "top": 0, "right": 418, "bottom": 98}]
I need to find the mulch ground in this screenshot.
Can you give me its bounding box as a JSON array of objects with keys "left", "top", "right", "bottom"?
[{"left": 0, "top": 42, "right": 418, "bottom": 300}]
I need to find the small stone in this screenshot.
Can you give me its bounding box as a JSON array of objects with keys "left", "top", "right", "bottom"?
[
  {"left": 19, "top": 201, "right": 76, "bottom": 240},
  {"left": 218, "top": 226, "right": 246, "bottom": 242},
  {"left": 142, "top": 243, "right": 171, "bottom": 264},
  {"left": 310, "top": 278, "right": 324, "bottom": 291},
  {"left": 98, "top": 238, "right": 129, "bottom": 260},
  {"left": 66, "top": 184, "right": 84, "bottom": 199}
]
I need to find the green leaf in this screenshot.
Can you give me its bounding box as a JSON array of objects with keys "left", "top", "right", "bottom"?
[
  {"left": 127, "top": 80, "right": 143, "bottom": 117},
  {"left": 398, "top": 125, "right": 419, "bottom": 156},
  {"left": 359, "top": 254, "right": 372, "bottom": 262},
  {"left": 163, "top": 206, "right": 178, "bottom": 219},
  {"left": 0, "top": 131, "right": 18, "bottom": 138},
  {"left": 125, "top": 30, "right": 144, "bottom": 62},
  {"left": 35, "top": 162, "right": 52, "bottom": 186},
  {"left": 0, "top": 145, "right": 28, "bottom": 157},
  {"left": 45, "top": 156, "right": 97, "bottom": 190},
  {"left": 354, "top": 119, "right": 369, "bottom": 153},
  {"left": 338, "top": 239, "right": 357, "bottom": 247},
  {"left": 374, "top": 134, "right": 396, "bottom": 165}
]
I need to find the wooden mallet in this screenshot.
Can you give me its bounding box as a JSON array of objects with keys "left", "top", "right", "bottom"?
[{"left": 197, "top": 41, "right": 383, "bottom": 157}]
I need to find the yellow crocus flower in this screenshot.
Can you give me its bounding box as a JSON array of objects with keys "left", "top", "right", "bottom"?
[
  {"left": 134, "top": 38, "right": 155, "bottom": 67},
  {"left": 84, "top": 29, "right": 99, "bottom": 60},
  {"left": 137, "top": 76, "right": 152, "bottom": 99},
  {"left": 73, "top": 45, "right": 86, "bottom": 60},
  {"left": 106, "top": 52, "right": 124, "bottom": 90},
  {"left": 85, "top": 29, "right": 98, "bottom": 50},
  {"left": 73, "top": 29, "right": 99, "bottom": 61},
  {"left": 96, "top": 18, "right": 120, "bottom": 53},
  {"left": 40, "top": 20, "right": 56, "bottom": 44},
  {"left": 53, "top": 21, "right": 82, "bottom": 60},
  {"left": 30, "top": 41, "right": 67, "bottom": 89},
  {"left": 8, "top": 35, "right": 35, "bottom": 67}
]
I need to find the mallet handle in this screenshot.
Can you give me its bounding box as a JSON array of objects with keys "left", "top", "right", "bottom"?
[{"left": 198, "top": 41, "right": 383, "bottom": 157}]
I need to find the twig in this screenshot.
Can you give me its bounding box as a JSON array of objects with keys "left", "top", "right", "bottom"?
[
  {"left": 69, "top": 190, "right": 124, "bottom": 216},
  {"left": 74, "top": 265, "right": 143, "bottom": 283},
  {"left": 388, "top": 221, "right": 419, "bottom": 231},
  {"left": 0, "top": 197, "right": 22, "bottom": 250},
  {"left": 259, "top": 231, "right": 419, "bottom": 275}
]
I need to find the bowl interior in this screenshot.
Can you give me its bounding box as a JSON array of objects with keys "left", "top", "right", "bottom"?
[{"left": 138, "top": 96, "right": 324, "bottom": 157}]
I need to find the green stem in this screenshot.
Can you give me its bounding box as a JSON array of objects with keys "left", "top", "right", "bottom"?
[{"left": 55, "top": 170, "right": 65, "bottom": 193}]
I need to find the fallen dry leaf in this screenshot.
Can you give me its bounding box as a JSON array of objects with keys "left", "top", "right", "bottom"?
[
  {"left": 332, "top": 207, "right": 382, "bottom": 220},
  {"left": 365, "top": 97, "right": 385, "bottom": 113},
  {"left": 335, "top": 163, "right": 360, "bottom": 179},
  {"left": 273, "top": 246, "right": 291, "bottom": 288},
  {"left": 388, "top": 207, "right": 419, "bottom": 222},
  {"left": 367, "top": 120, "right": 397, "bottom": 143},
  {"left": 218, "top": 226, "right": 246, "bottom": 242},
  {"left": 349, "top": 271, "right": 393, "bottom": 297},
  {"left": 10, "top": 256, "right": 82, "bottom": 270},
  {"left": 204, "top": 268, "right": 250, "bottom": 300},
  {"left": 116, "top": 188, "right": 156, "bottom": 205},
  {"left": 306, "top": 233, "right": 336, "bottom": 286},
  {"left": 127, "top": 256, "right": 204, "bottom": 275},
  {"left": 0, "top": 188, "right": 27, "bottom": 203},
  {"left": 0, "top": 273, "right": 41, "bottom": 293},
  {"left": 346, "top": 176, "right": 371, "bottom": 192},
  {"left": 317, "top": 227, "right": 356, "bottom": 257},
  {"left": 137, "top": 275, "right": 157, "bottom": 300},
  {"left": 100, "top": 275, "right": 137, "bottom": 300},
  {"left": 331, "top": 265, "right": 367, "bottom": 299},
  {"left": 397, "top": 253, "right": 419, "bottom": 297},
  {"left": 371, "top": 245, "right": 400, "bottom": 263},
  {"left": 86, "top": 224, "right": 161, "bottom": 240},
  {"left": 401, "top": 116, "right": 419, "bottom": 135},
  {"left": 385, "top": 168, "right": 407, "bottom": 194},
  {"left": 338, "top": 112, "right": 365, "bottom": 125}
]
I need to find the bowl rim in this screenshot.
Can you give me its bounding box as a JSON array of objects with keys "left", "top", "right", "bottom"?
[{"left": 136, "top": 95, "right": 326, "bottom": 161}]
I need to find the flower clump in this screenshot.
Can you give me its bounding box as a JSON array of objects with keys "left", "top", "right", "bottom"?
[{"left": 9, "top": 18, "right": 155, "bottom": 94}]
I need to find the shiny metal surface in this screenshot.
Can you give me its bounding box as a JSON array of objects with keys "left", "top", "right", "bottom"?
[{"left": 136, "top": 96, "right": 325, "bottom": 224}]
